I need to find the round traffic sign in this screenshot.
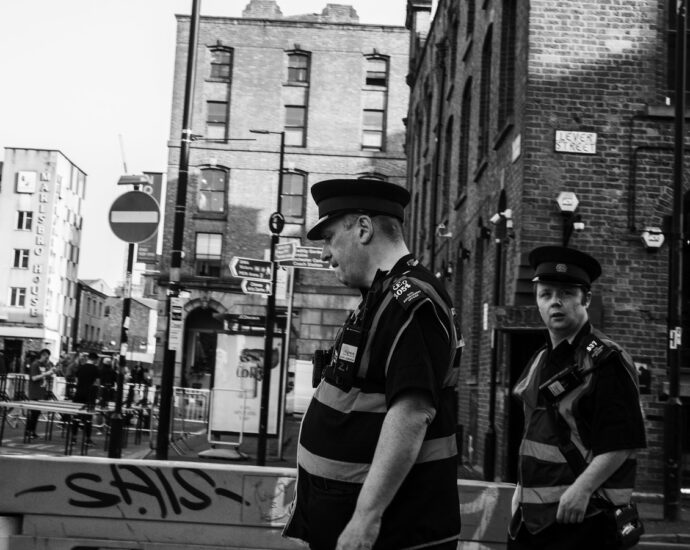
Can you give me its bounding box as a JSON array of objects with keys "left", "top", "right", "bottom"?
[
  {"left": 109, "top": 191, "right": 160, "bottom": 243},
  {"left": 269, "top": 211, "right": 285, "bottom": 234}
]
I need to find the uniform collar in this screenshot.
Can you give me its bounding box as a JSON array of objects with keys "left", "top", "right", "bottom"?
[
  {"left": 363, "top": 254, "right": 417, "bottom": 297},
  {"left": 546, "top": 321, "right": 592, "bottom": 352}
]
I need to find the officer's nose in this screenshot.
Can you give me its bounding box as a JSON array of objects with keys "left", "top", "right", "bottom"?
[{"left": 320, "top": 246, "right": 330, "bottom": 262}]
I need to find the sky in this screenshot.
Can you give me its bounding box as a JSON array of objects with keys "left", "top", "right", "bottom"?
[{"left": 0, "top": 0, "right": 409, "bottom": 289}]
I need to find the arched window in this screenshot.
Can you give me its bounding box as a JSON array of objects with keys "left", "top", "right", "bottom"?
[
  {"left": 209, "top": 47, "right": 232, "bottom": 80},
  {"left": 197, "top": 167, "right": 227, "bottom": 213},
  {"left": 287, "top": 52, "right": 310, "bottom": 84}
]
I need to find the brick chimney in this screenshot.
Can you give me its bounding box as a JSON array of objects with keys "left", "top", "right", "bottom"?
[
  {"left": 320, "top": 4, "right": 359, "bottom": 23},
  {"left": 242, "top": 0, "right": 283, "bottom": 19}
]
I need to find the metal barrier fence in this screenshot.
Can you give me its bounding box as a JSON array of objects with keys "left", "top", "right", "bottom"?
[{"left": 0, "top": 455, "right": 514, "bottom": 549}]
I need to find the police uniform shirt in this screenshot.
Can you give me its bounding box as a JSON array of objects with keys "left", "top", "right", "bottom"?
[
  {"left": 293, "top": 254, "right": 461, "bottom": 548},
  {"left": 539, "top": 323, "right": 646, "bottom": 456}
]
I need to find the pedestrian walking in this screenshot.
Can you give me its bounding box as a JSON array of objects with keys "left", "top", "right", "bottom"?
[
  {"left": 26, "top": 348, "right": 54, "bottom": 439},
  {"left": 72, "top": 351, "right": 101, "bottom": 446},
  {"left": 283, "top": 179, "right": 463, "bottom": 550},
  {"left": 508, "top": 246, "right": 646, "bottom": 550}
]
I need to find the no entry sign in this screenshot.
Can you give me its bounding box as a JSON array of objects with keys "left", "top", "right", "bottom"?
[{"left": 109, "top": 191, "right": 160, "bottom": 243}]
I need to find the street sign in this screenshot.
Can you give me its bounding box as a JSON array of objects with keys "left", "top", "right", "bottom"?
[
  {"left": 241, "top": 279, "right": 272, "bottom": 296},
  {"left": 274, "top": 242, "right": 296, "bottom": 262},
  {"left": 279, "top": 246, "right": 330, "bottom": 270},
  {"left": 269, "top": 212, "right": 285, "bottom": 234},
  {"left": 168, "top": 297, "right": 184, "bottom": 351},
  {"left": 229, "top": 256, "right": 273, "bottom": 281},
  {"left": 109, "top": 190, "right": 160, "bottom": 243}
]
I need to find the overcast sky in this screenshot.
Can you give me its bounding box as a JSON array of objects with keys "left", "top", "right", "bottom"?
[{"left": 0, "top": 0, "right": 409, "bottom": 288}]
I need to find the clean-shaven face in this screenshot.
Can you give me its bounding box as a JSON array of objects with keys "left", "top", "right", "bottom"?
[
  {"left": 319, "top": 215, "right": 369, "bottom": 289},
  {"left": 536, "top": 281, "right": 590, "bottom": 340}
]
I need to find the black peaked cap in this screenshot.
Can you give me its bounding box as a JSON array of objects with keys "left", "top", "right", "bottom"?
[
  {"left": 528, "top": 245, "right": 602, "bottom": 287},
  {"left": 307, "top": 178, "right": 410, "bottom": 240}
]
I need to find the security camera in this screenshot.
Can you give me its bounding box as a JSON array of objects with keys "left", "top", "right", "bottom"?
[
  {"left": 489, "top": 212, "right": 502, "bottom": 225},
  {"left": 640, "top": 227, "right": 664, "bottom": 250}
]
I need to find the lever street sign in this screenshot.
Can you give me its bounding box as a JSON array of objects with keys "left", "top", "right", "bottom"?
[
  {"left": 229, "top": 256, "right": 273, "bottom": 281},
  {"left": 279, "top": 246, "right": 330, "bottom": 270},
  {"left": 109, "top": 191, "right": 160, "bottom": 243},
  {"left": 241, "top": 279, "right": 272, "bottom": 296}
]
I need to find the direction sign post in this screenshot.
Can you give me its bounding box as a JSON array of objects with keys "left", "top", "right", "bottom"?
[
  {"left": 279, "top": 245, "right": 330, "bottom": 270},
  {"left": 229, "top": 257, "right": 273, "bottom": 281},
  {"left": 241, "top": 279, "right": 272, "bottom": 296}
]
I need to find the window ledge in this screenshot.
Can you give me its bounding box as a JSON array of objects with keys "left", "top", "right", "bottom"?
[
  {"left": 462, "top": 37, "right": 473, "bottom": 62},
  {"left": 454, "top": 192, "right": 467, "bottom": 210},
  {"left": 205, "top": 78, "right": 230, "bottom": 84},
  {"left": 493, "top": 119, "right": 515, "bottom": 151},
  {"left": 193, "top": 212, "right": 227, "bottom": 221},
  {"left": 473, "top": 159, "right": 488, "bottom": 183},
  {"left": 283, "top": 81, "right": 309, "bottom": 87}
]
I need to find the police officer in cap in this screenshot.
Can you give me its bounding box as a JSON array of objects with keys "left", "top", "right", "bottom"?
[
  {"left": 508, "top": 246, "right": 646, "bottom": 549},
  {"left": 284, "top": 179, "right": 462, "bottom": 550}
]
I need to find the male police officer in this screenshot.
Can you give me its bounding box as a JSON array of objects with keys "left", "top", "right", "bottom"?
[
  {"left": 283, "top": 179, "right": 462, "bottom": 550},
  {"left": 508, "top": 246, "right": 646, "bottom": 549}
]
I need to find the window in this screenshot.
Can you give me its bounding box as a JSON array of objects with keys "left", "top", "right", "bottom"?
[
  {"left": 16, "top": 211, "right": 33, "bottom": 230},
  {"left": 466, "top": 0, "right": 475, "bottom": 36},
  {"left": 210, "top": 48, "right": 232, "bottom": 80},
  {"left": 281, "top": 171, "right": 305, "bottom": 218},
  {"left": 10, "top": 287, "right": 26, "bottom": 307},
  {"left": 285, "top": 105, "right": 306, "bottom": 146},
  {"left": 458, "top": 79, "right": 472, "bottom": 201},
  {"left": 287, "top": 52, "right": 310, "bottom": 83},
  {"left": 13, "top": 249, "right": 29, "bottom": 268},
  {"left": 667, "top": 1, "right": 690, "bottom": 102},
  {"left": 365, "top": 57, "right": 388, "bottom": 87},
  {"left": 195, "top": 233, "right": 222, "bottom": 277},
  {"left": 363, "top": 56, "right": 389, "bottom": 150},
  {"left": 198, "top": 168, "right": 227, "bottom": 213},
  {"left": 449, "top": 21, "right": 459, "bottom": 80},
  {"left": 441, "top": 119, "right": 453, "bottom": 218},
  {"left": 206, "top": 101, "right": 228, "bottom": 141},
  {"left": 362, "top": 109, "right": 384, "bottom": 149},
  {"left": 478, "top": 27, "right": 493, "bottom": 163},
  {"left": 498, "top": 0, "right": 516, "bottom": 129}
]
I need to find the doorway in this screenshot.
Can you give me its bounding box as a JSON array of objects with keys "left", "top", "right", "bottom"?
[
  {"left": 504, "top": 330, "right": 545, "bottom": 483},
  {"left": 182, "top": 307, "right": 223, "bottom": 389}
]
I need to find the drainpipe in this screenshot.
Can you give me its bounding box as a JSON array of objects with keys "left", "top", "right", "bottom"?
[{"left": 430, "top": 40, "right": 447, "bottom": 273}]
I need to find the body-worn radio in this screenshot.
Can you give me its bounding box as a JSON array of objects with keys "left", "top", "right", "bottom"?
[
  {"left": 323, "top": 326, "right": 363, "bottom": 392},
  {"left": 538, "top": 335, "right": 618, "bottom": 404},
  {"left": 312, "top": 348, "right": 332, "bottom": 388}
]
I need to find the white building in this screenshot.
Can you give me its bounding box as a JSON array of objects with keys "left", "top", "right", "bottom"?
[{"left": 0, "top": 147, "right": 86, "bottom": 369}]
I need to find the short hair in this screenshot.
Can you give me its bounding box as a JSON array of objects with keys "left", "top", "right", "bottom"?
[
  {"left": 40, "top": 348, "right": 51, "bottom": 356},
  {"left": 341, "top": 212, "right": 404, "bottom": 242}
]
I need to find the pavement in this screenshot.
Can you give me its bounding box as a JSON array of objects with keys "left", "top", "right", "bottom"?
[{"left": 2, "top": 412, "right": 689, "bottom": 548}]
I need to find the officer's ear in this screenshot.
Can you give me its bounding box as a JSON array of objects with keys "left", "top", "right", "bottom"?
[
  {"left": 581, "top": 289, "right": 592, "bottom": 308},
  {"left": 357, "top": 215, "right": 374, "bottom": 244}
]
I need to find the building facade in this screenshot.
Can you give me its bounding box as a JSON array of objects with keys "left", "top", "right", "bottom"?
[
  {"left": 155, "top": 1, "right": 409, "bottom": 391},
  {"left": 73, "top": 279, "right": 110, "bottom": 353},
  {"left": 0, "top": 148, "right": 86, "bottom": 370},
  {"left": 103, "top": 296, "right": 157, "bottom": 368},
  {"left": 405, "top": 0, "right": 690, "bottom": 491}
]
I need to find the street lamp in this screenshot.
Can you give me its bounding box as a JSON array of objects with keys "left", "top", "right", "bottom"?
[{"left": 250, "top": 129, "right": 285, "bottom": 466}]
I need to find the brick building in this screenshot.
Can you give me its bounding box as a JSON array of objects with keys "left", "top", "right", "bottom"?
[
  {"left": 73, "top": 279, "right": 111, "bottom": 353},
  {"left": 155, "top": 1, "right": 408, "bottom": 392},
  {"left": 103, "top": 295, "right": 157, "bottom": 367},
  {"left": 0, "top": 148, "right": 86, "bottom": 369},
  {"left": 404, "top": 0, "right": 690, "bottom": 491}
]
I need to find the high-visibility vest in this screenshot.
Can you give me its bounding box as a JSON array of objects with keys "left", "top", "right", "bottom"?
[{"left": 513, "top": 327, "right": 639, "bottom": 534}]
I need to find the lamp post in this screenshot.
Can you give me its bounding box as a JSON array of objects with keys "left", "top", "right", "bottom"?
[
  {"left": 250, "top": 129, "right": 285, "bottom": 466},
  {"left": 157, "top": 0, "right": 201, "bottom": 460}
]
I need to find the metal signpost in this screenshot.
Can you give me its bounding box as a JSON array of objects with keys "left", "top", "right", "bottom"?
[{"left": 107, "top": 181, "right": 159, "bottom": 459}]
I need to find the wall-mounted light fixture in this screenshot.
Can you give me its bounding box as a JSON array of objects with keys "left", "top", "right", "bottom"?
[
  {"left": 436, "top": 222, "right": 453, "bottom": 238},
  {"left": 640, "top": 226, "right": 665, "bottom": 251},
  {"left": 556, "top": 191, "right": 585, "bottom": 246}
]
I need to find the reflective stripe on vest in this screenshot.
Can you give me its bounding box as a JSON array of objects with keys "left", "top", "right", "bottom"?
[
  {"left": 514, "top": 329, "right": 637, "bottom": 533},
  {"left": 312, "top": 382, "right": 387, "bottom": 414},
  {"left": 298, "top": 434, "right": 458, "bottom": 482}
]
